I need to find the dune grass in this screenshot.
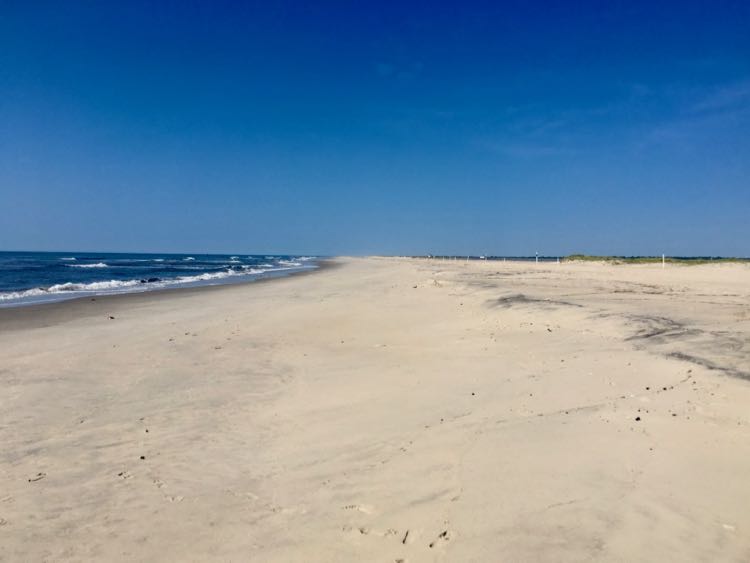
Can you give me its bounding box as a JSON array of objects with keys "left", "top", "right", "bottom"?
[{"left": 564, "top": 254, "right": 749, "bottom": 265}]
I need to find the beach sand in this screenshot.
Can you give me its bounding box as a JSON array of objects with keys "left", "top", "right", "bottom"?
[{"left": 2, "top": 257, "right": 749, "bottom": 562}]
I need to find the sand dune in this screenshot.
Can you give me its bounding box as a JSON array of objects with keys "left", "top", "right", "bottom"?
[{"left": 1, "top": 257, "right": 749, "bottom": 561}]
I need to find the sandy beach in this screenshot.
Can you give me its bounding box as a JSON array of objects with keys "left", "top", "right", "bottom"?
[{"left": 1, "top": 256, "right": 749, "bottom": 562}]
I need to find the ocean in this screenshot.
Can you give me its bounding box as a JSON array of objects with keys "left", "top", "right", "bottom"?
[{"left": 0, "top": 251, "right": 318, "bottom": 307}]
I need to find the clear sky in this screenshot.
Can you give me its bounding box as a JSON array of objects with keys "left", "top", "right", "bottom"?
[{"left": 1, "top": 1, "right": 748, "bottom": 256}]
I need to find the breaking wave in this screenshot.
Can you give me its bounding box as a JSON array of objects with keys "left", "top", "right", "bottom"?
[
  {"left": 0, "top": 253, "right": 318, "bottom": 306},
  {"left": 67, "top": 262, "right": 109, "bottom": 268}
]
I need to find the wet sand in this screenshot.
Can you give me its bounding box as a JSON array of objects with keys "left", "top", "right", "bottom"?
[{"left": 2, "top": 257, "right": 749, "bottom": 561}]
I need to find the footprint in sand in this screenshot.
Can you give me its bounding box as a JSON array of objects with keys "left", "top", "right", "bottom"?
[
  {"left": 428, "top": 530, "right": 451, "bottom": 548},
  {"left": 151, "top": 478, "right": 183, "bottom": 502},
  {"left": 224, "top": 489, "right": 260, "bottom": 502},
  {"left": 344, "top": 525, "right": 399, "bottom": 538},
  {"left": 342, "top": 503, "right": 374, "bottom": 514}
]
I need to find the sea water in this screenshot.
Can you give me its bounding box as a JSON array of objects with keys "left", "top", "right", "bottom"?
[{"left": 0, "top": 251, "right": 318, "bottom": 307}]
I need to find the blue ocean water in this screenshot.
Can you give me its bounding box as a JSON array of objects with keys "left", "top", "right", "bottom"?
[{"left": 0, "top": 252, "right": 318, "bottom": 307}]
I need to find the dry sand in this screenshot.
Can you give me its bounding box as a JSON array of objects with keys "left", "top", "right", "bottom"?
[{"left": 1, "top": 257, "right": 749, "bottom": 562}]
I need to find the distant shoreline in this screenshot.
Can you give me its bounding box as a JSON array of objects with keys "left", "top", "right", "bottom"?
[
  {"left": 409, "top": 254, "right": 750, "bottom": 265},
  {"left": 563, "top": 254, "right": 750, "bottom": 265}
]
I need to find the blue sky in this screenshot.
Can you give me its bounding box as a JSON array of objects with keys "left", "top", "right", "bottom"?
[{"left": 1, "top": 1, "right": 748, "bottom": 256}]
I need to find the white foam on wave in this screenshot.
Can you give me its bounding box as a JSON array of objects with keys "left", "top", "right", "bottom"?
[
  {"left": 182, "top": 271, "right": 237, "bottom": 282},
  {"left": 183, "top": 257, "right": 195, "bottom": 261},
  {"left": 0, "top": 288, "right": 50, "bottom": 301},
  {"left": 173, "top": 266, "right": 287, "bottom": 283},
  {"left": 278, "top": 259, "right": 302, "bottom": 267},
  {"left": 60, "top": 257, "right": 77, "bottom": 261},
  {"left": 240, "top": 266, "right": 265, "bottom": 273},
  {"left": 0, "top": 279, "right": 140, "bottom": 301},
  {"left": 67, "top": 262, "right": 109, "bottom": 268},
  {"left": 49, "top": 279, "right": 141, "bottom": 292},
  {"left": 0, "top": 260, "right": 317, "bottom": 305}
]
